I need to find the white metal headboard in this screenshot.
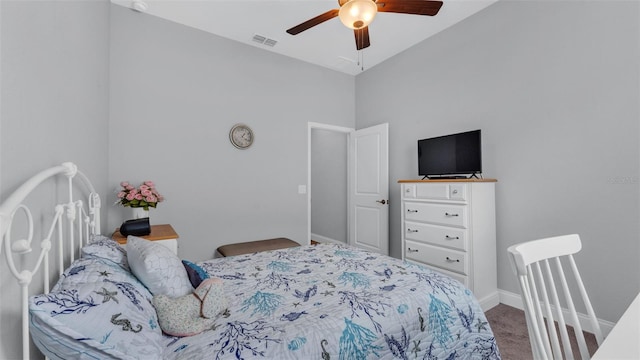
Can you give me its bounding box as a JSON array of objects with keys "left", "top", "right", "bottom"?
[{"left": 0, "top": 162, "right": 101, "bottom": 360}]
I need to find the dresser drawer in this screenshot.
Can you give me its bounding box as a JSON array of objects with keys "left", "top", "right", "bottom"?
[
  {"left": 404, "top": 202, "right": 468, "bottom": 228},
  {"left": 403, "top": 183, "right": 468, "bottom": 201},
  {"left": 405, "top": 240, "right": 468, "bottom": 275},
  {"left": 404, "top": 221, "right": 467, "bottom": 251},
  {"left": 414, "top": 183, "right": 449, "bottom": 199}
]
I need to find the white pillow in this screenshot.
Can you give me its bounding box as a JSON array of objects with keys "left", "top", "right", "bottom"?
[{"left": 126, "top": 235, "right": 192, "bottom": 297}]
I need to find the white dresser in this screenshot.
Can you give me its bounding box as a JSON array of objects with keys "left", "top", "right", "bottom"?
[{"left": 399, "top": 179, "right": 498, "bottom": 310}]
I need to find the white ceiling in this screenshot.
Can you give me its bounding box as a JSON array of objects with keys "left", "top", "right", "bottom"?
[{"left": 111, "top": 0, "right": 498, "bottom": 76}]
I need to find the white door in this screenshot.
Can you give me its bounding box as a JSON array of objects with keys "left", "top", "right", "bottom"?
[{"left": 349, "top": 123, "right": 389, "bottom": 255}]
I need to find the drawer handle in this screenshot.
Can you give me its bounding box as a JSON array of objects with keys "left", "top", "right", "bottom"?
[
  {"left": 407, "top": 209, "right": 418, "bottom": 213},
  {"left": 445, "top": 235, "right": 459, "bottom": 240},
  {"left": 407, "top": 248, "right": 419, "bottom": 253},
  {"left": 445, "top": 212, "right": 459, "bottom": 217},
  {"left": 446, "top": 257, "right": 460, "bottom": 263},
  {"left": 407, "top": 229, "right": 418, "bottom": 233}
]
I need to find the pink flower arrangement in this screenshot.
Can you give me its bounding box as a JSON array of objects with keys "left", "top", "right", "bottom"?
[{"left": 116, "top": 180, "right": 164, "bottom": 210}]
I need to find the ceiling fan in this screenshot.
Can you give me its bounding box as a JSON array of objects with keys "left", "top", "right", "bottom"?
[{"left": 286, "top": 0, "right": 444, "bottom": 51}]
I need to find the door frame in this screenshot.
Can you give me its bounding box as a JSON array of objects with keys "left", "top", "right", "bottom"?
[{"left": 307, "top": 122, "right": 354, "bottom": 245}]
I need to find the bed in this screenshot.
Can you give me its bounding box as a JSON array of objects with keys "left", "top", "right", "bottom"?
[{"left": 1, "top": 162, "right": 501, "bottom": 359}]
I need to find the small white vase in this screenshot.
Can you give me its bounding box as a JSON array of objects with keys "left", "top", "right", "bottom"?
[{"left": 131, "top": 207, "right": 149, "bottom": 220}]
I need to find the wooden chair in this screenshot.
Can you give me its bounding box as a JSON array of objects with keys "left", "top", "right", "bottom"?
[{"left": 507, "top": 234, "right": 603, "bottom": 359}]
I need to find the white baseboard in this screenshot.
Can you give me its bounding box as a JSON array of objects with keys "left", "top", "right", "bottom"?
[
  {"left": 497, "top": 289, "right": 615, "bottom": 337},
  {"left": 478, "top": 291, "right": 501, "bottom": 311},
  {"left": 498, "top": 288, "right": 525, "bottom": 309},
  {"left": 311, "top": 233, "right": 347, "bottom": 245}
]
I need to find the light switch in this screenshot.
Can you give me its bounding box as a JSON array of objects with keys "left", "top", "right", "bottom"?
[{"left": 298, "top": 185, "right": 307, "bottom": 194}]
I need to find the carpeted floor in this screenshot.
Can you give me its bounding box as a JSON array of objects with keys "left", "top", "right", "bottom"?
[{"left": 485, "top": 304, "right": 598, "bottom": 359}]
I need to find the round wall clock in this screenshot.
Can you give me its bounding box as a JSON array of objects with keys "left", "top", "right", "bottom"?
[{"left": 229, "top": 123, "right": 254, "bottom": 149}]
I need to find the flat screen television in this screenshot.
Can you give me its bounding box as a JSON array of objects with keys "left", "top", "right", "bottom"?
[{"left": 418, "top": 130, "right": 482, "bottom": 179}]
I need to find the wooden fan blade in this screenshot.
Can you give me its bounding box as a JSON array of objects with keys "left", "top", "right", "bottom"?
[
  {"left": 354, "top": 27, "right": 370, "bottom": 50},
  {"left": 286, "top": 9, "right": 340, "bottom": 35},
  {"left": 376, "top": 0, "right": 443, "bottom": 16}
]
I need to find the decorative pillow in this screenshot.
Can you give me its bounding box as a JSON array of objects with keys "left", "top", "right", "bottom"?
[
  {"left": 81, "top": 234, "right": 129, "bottom": 270},
  {"left": 29, "top": 256, "right": 163, "bottom": 359},
  {"left": 182, "top": 260, "right": 210, "bottom": 288},
  {"left": 126, "top": 235, "right": 192, "bottom": 297},
  {"left": 153, "top": 278, "right": 228, "bottom": 337}
]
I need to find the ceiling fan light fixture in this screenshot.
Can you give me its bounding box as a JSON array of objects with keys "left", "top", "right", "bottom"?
[{"left": 338, "top": 0, "right": 378, "bottom": 30}]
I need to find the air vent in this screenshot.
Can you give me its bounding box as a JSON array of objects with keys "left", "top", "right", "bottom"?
[
  {"left": 252, "top": 34, "right": 266, "bottom": 44},
  {"left": 252, "top": 34, "right": 278, "bottom": 47}
]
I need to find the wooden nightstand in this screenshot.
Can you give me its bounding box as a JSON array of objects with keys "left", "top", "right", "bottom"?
[{"left": 112, "top": 224, "right": 179, "bottom": 255}]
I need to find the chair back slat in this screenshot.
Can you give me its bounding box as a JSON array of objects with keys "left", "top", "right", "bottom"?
[
  {"left": 555, "top": 256, "right": 584, "bottom": 359},
  {"left": 532, "top": 262, "right": 563, "bottom": 359},
  {"left": 526, "top": 266, "right": 550, "bottom": 356},
  {"left": 508, "top": 234, "right": 602, "bottom": 360},
  {"left": 519, "top": 275, "right": 547, "bottom": 359},
  {"left": 569, "top": 255, "right": 604, "bottom": 345}
]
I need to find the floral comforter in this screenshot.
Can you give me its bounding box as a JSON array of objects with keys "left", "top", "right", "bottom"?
[{"left": 162, "top": 243, "right": 500, "bottom": 359}]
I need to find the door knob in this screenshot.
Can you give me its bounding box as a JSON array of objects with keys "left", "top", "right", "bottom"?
[{"left": 376, "top": 199, "right": 388, "bottom": 205}]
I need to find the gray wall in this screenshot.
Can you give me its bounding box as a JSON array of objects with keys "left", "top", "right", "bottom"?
[
  {"left": 311, "top": 129, "right": 348, "bottom": 243},
  {"left": 108, "top": 5, "right": 355, "bottom": 261},
  {"left": 1, "top": 1, "right": 638, "bottom": 358},
  {"left": 0, "top": 1, "right": 110, "bottom": 358},
  {"left": 356, "top": 0, "right": 639, "bottom": 323}
]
